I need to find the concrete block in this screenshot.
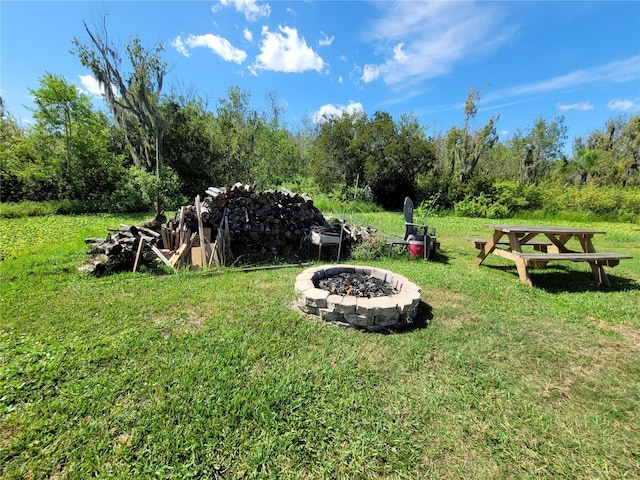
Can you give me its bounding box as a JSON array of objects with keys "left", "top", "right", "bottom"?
[
  {"left": 304, "top": 288, "right": 330, "bottom": 308},
  {"left": 344, "top": 313, "right": 374, "bottom": 327},
  {"left": 294, "top": 280, "right": 314, "bottom": 294},
  {"left": 327, "top": 294, "right": 357, "bottom": 314},
  {"left": 319, "top": 308, "right": 342, "bottom": 322}
]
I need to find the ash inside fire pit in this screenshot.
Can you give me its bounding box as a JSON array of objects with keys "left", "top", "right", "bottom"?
[{"left": 315, "top": 272, "right": 398, "bottom": 298}]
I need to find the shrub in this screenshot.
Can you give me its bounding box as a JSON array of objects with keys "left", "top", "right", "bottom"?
[
  {"left": 537, "top": 185, "right": 640, "bottom": 220},
  {"left": 350, "top": 234, "right": 389, "bottom": 260},
  {"left": 109, "top": 166, "right": 187, "bottom": 213},
  {"left": 454, "top": 193, "right": 510, "bottom": 218},
  {"left": 453, "top": 181, "right": 527, "bottom": 218}
]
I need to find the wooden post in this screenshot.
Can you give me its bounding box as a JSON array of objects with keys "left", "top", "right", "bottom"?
[
  {"left": 337, "top": 221, "right": 343, "bottom": 262},
  {"left": 133, "top": 238, "right": 145, "bottom": 272},
  {"left": 195, "top": 195, "right": 208, "bottom": 267}
]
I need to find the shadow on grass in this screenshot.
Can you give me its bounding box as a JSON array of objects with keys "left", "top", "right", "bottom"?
[
  {"left": 485, "top": 264, "right": 639, "bottom": 293},
  {"left": 362, "top": 300, "right": 433, "bottom": 334}
]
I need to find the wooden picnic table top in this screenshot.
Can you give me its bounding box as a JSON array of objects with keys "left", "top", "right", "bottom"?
[
  {"left": 476, "top": 224, "right": 630, "bottom": 287},
  {"left": 483, "top": 224, "right": 607, "bottom": 235}
]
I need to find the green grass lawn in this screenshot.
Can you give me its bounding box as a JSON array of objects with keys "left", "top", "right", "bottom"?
[{"left": 1, "top": 212, "right": 639, "bottom": 478}]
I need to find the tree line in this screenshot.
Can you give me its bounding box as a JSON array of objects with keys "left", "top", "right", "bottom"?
[{"left": 1, "top": 23, "right": 639, "bottom": 217}]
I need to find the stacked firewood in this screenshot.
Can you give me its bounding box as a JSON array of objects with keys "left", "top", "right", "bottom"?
[
  {"left": 80, "top": 184, "right": 327, "bottom": 276},
  {"left": 190, "top": 183, "right": 325, "bottom": 254},
  {"left": 80, "top": 214, "right": 169, "bottom": 276}
]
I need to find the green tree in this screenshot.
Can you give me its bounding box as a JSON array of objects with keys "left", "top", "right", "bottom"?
[
  {"left": 213, "top": 86, "right": 262, "bottom": 185},
  {"left": 28, "top": 73, "right": 123, "bottom": 200},
  {"left": 508, "top": 115, "right": 568, "bottom": 184},
  {"left": 0, "top": 102, "right": 34, "bottom": 201},
  {"left": 311, "top": 110, "right": 366, "bottom": 190},
  {"left": 253, "top": 124, "right": 303, "bottom": 189},
  {"left": 431, "top": 88, "right": 499, "bottom": 207},
  {"left": 578, "top": 115, "right": 640, "bottom": 185},
  {"left": 161, "top": 97, "right": 219, "bottom": 195},
  {"left": 360, "top": 112, "right": 434, "bottom": 209},
  {"left": 445, "top": 89, "right": 499, "bottom": 185}
]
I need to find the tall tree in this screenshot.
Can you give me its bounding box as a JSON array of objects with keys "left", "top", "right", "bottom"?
[
  {"left": 566, "top": 115, "right": 640, "bottom": 186},
  {"left": 161, "top": 97, "right": 219, "bottom": 195},
  {"left": 72, "top": 17, "right": 167, "bottom": 176},
  {"left": 214, "top": 86, "right": 262, "bottom": 185},
  {"left": 311, "top": 110, "right": 366, "bottom": 190},
  {"left": 25, "top": 73, "right": 121, "bottom": 200},
  {"left": 508, "top": 115, "right": 568, "bottom": 183},
  {"left": 30, "top": 72, "right": 81, "bottom": 155},
  {"left": 444, "top": 88, "right": 499, "bottom": 185},
  {"left": 0, "top": 103, "right": 33, "bottom": 201}
]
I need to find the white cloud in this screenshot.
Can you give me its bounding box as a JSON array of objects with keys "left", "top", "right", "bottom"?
[
  {"left": 243, "top": 28, "right": 253, "bottom": 42},
  {"left": 608, "top": 98, "right": 640, "bottom": 112},
  {"left": 485, "top": 56, "right": 640, "bottom": 104},
  {"left": 172, "top": 34, "right": 247, "bottom": 64},
  {"left": 171, "top": 36, "right": 190, "bottom": 57},
  {"left": 319, "top": 31, "right": 334, "bottom": 47},
  {"left": 392, "top": 43, "right": 409, "bottom": 63},
  {"left": 78, "top": 74, "right": 104, "bottom": 96},
  {"left": 362, "top": 64, "right": 382, "bottom": 83},
  {"left": 216, "top": 0, "right": 270, "bottom": 21},
  {"left": 556, "top": 101, "right": 593, "bottom": 112},
  {"left": 360, "top": 2, "right": 514, "bottom": 86},
  {"left": 338, "top": 76, "right": 343, "bottom": 85},
  {"left": 312, "top": 101, "right": 364, "bottom": 123},
  {"left": 250, "top": 26, "right": 324, "bottom": 74}
]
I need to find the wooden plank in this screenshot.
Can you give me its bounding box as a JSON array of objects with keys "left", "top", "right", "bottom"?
[
  {"left": 467, "top": 237, "right": 552, "bottom": 249},
  {"left": 491, "top": 248, "right": 517, "bottom": 261},
  {"left": 195, "top": 195, "right": 207, "bottom": 267},
  {"left": 132, "top": 239, "right": 145, "bottom": 272},
  {"left": 483, "top": 225, "right": 607, "bottom": 235},
  {"left": 514, "top": 252, "right": 631, "bottom": 263},
  {"left": 474, "top": 229, "right": 505, "bottom": 265},
  {"left": 160, "top": 227, "right": 169, "bottom": 250},
  {"left": 171, "top": 232, "right": 197, "bottom": 268},
  {"left": 191, "top": 246, "right": 203, "bottom": 268},
  {"left": 514, "top": 252, "right": 629, "bottom": 287},
  {"left": 170, "top": 243, "right": 188, "bottom": 267},
  {"left": 151, "top": 245, "right": 177, "bottom": 271}
]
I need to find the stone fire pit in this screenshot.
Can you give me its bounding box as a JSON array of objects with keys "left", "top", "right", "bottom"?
[{"left": 295, "top": 264, "right": 421, "bottom": 328}]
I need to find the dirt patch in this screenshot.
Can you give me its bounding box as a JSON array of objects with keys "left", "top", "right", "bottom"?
[{"left": 152, "top": 307, "right": 207, "bottom": 337}]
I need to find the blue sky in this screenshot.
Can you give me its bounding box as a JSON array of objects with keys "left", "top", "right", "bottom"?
[{"left": 2, "top": 0, "right": 639, "bottom": 149}]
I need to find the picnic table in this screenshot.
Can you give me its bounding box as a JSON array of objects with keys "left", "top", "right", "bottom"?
[{"left": 470, "top": 224, "right": 632, "bottom": 287}]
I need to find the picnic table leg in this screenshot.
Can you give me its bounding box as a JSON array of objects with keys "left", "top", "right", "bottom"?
[
  {"left": 507, "top": 234, "right": 533, "bottom": 286},
  {"left": 577, "top": 235, "right": 611, "bottom": 286},
  {"left": 514, "top": 256, "right": 533, "bottom": 287},
  {"left": 474, "top": 230, "right": 503, "bottom": 265},
  {"left": 588, "top": 262, "right": 611, "bottom": 287}
]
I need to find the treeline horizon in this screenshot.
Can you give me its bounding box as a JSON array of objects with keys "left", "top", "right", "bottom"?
[{"left": 1, "top": 25, "right": 639, "bottom": 220}]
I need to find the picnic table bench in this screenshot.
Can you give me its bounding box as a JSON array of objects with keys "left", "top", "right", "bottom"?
[
  {"left": 471, "top": 225, "right": 632, "bottom": 287},
  {"left": 467, "top": 237, "right": 553, "bottom": 252}
]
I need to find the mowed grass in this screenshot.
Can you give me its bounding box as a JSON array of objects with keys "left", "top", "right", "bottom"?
[{"left": 1, "top": 212, "right": 639, "bottom": 479}]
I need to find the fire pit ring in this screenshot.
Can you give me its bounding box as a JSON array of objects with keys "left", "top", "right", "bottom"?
[{"left": 295, "top": 264, "right": 421, "bottom": 328}]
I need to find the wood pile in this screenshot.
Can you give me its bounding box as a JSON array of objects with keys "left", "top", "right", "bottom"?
[{"left": 80, "top": 183, "right": 327, "bottom": 276}]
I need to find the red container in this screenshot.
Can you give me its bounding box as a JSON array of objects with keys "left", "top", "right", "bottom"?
[{"left": 409, "top": 240, "right": 424, "bottom": 258}]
